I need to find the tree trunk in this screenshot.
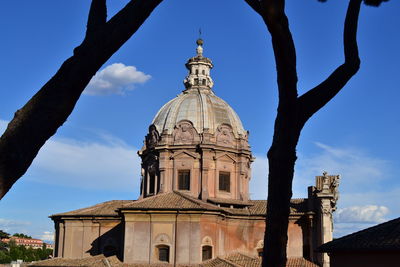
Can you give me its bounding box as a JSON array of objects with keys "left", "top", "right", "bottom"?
[{"left": 243, "top": 0, "right": 363, "bottom": 266}]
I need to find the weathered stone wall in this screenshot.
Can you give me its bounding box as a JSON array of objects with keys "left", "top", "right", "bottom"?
[
  {"left": 54, "top": 219, "right": 122, "bottom": 260},
  {"left": 122, "top": 211, "right": 304, "bottom": 265}
]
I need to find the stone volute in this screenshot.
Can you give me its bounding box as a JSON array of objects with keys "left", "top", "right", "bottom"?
[{"left": 139, "top": 40, "right": 253, "bottom": 202}]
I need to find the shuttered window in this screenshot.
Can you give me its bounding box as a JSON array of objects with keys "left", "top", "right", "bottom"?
[{"left": 219, "top": 172, "right": 230, "bottom": 192}]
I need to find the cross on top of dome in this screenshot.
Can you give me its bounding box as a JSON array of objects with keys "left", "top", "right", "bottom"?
[{"left": 183, "top": 39, "right": 214, "bottom": 91}]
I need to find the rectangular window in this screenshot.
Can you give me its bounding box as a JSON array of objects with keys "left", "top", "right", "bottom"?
[
  {"left": 158, "top": 246, "right": 169, "bottom": 262},
  {"left": 219, "top": 172, "right": 230, "bottom": 192},
  {"left": 202, "top": 245, "right": 212, "bottom": 261},
  {"left": 149, "top": 173, "right": 155, "bottom": 194},
  {"left": 178, "top": 170, "right": 190, "bottom": 190}
]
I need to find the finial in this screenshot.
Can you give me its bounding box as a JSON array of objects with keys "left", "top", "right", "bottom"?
[
  {"left": 196, "top": 28, "right": 204, "bottom": 56},
  {"left": 196, "top": 40, "right": 203, "bottom": 57},
  {"left": 196, "top": 38, "right": 204, "bottom": 46}
]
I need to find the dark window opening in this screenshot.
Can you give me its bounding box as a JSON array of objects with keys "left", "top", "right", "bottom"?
[
  {"left": 219, "top": 172, "right": 230, "bottom": 192},
  {"left": 158, "top": 245, "right": 169, "bottom": 262},
  {"left": 202, "top": 70, "right": 205, "bottom": 75},
  {"left": 149, "top": 173, "right": 155, "bottom": 194},
  {"left": 178, "top": 170, "right": 190, "bottom": 190},
  {"left": 202, "top": 245, "right": 212, "bottom": 261},
  {"left": 258, "top": 249, "right": 263, "bottom": 257},
  {"left": 194, "top": 78, "right": 199, "bottom": 85},
  {"left": 195, "top": 69, "right": 199, "bottom": 75},
  {"left": 202, "top": 79, "right": 206, "bottom": 85}
]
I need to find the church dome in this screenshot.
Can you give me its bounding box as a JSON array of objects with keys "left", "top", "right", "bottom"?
[
  {"left": 152, "top": 90, "right": 246, "bottom": 138},
  {"left": 152, "top": 40, "right": 247, "bottom": 139}
]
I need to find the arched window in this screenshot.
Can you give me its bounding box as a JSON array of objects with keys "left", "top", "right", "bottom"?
[
  {"left": 202, "top": 70, "right": 205, "bottom": 75},
  {"left": 157, "top": 245, "right": 170, "bottom": 262},
  {"left": 195, "top": 69, "right": 199, "bottom": 75},
  {"left": 202, "top": 245, "right": 212, "bottom": 261}
]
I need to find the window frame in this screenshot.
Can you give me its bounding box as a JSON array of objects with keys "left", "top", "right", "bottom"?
[
  {"left": 219, "top": 171, "right": 230, "bottom": 192},
  {"left": 202, "top": 245, "right": 213, "bottom": 261},
  {"left": 178, "top": 169, "right": 191, "bottom": 191},
  {"left": 157, "top": 245, "right": 170, "bottom": 262}
]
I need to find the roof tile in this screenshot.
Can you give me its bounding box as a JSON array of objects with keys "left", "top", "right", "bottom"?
[{"left": 319, "top": 217, "right": 400, "bottom": 252}]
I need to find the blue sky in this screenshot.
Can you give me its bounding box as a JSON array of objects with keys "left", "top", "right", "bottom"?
[{"left": 1, "top": 0, "right": 399, "bottom": 242}]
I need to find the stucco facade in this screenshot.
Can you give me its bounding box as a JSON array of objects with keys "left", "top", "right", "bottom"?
[{"left": 51, "top": 40, "right": 340, "bottom": 267}]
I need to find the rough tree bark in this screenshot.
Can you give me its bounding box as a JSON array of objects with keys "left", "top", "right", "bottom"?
[
  {"left": 244, "top": 0, "right": 363, "bottom": 266},
  {"left": 0, "top": 0, "right": 162, "bottom": 200}
]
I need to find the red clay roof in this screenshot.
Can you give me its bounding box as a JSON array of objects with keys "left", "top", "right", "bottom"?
[
  {"left": 29, "top": 254, "right": 318, "bottom": 267},
  {"left": 122, "top": 192, "right": 220, "bottom": 211},
  {"left": 51, "top": 193, "right": 308, "bottom": 218},
  {"left": 51, "top": 200, "right": 132, "bottom": 217}
]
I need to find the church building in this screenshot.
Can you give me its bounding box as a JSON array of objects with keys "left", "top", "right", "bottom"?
[{"left": 51, "top": 40, "right": 340, "bottom": 267}]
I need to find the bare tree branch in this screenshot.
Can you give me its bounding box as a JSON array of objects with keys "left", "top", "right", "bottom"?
[
  {"left": 86, "top": 0, "right": 107, "bottom": 36},
  {"left": 261, "top": 0, "right": 298, "bottom": 106},
  {"left": 297, "top": 0, "right": 362, "bottom": 127},
  {"left": 244, "top": 0, "right": 262, "bottom": 15},
  {"left": 0, "top": 0, "right": 162, "bottom": 200}
]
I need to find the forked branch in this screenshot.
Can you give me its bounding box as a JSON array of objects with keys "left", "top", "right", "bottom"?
[{"left": 297, "top": 0, "right": 362, "bottom": 126}]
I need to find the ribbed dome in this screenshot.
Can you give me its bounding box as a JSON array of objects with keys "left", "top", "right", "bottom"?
[{"left": 152, "top": 89, "right": 246, "bottom": 138}]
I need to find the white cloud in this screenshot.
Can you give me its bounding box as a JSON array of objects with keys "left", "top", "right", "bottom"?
[
  {"left": 84, "top": 63, "right": 151, "bottom": 95},
  {"left": 333, "top": 205, "right": 390, "bottom": 237},
  {"left": 0, "top": 119, "right": 8, "bottom": 134},
  {"left": 249, "top": 155, "right": 268, "bottom": 200},
  {"left": 249, "top": 143, "right": 399, "bottom": 238},
  {"left": 40, "top": 231, "right": 54, "bottom": 242},
  {"left": 27, "top": 135, "right": 141, "bottom": 192},
  {"left": 294, "top": 142, "right": 390, "bottom": 197},
  {"left": 335, "top": 205, "right": 389, "bottom": 224},
  {"left": 0, "top": 218, "right": 31, "bottom": 234},
  {"left": 1, "top": 118, "right": 140, "bottom": 192}
]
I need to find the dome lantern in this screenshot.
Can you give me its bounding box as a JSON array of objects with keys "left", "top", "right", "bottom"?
[{"left": 183, "top": 39, "right": 214, "bottom": 90}]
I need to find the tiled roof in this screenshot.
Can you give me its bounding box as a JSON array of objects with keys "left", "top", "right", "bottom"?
[
  {"left": 51, "top": 200, "right": 132, "bottom": 217},
  {"left": 122, "top": 192, "right": 220, "bottom": 211},
  {"left": 29, "top": 254, "right": 317, "bottom": 267},
  {"left": 319, "top": 217, "right": 400, "bottom": 252},
  {"left": 225, "top": 253, "right": 259, "bottom": 267},
  {"left": 207, "top": 198, "right": 252, "bottom": 206},
  {"left": 286, "top": 258, "right": 319, "bottom": 267},
  {"left": 51, "top": 193, "right": 308, "bottom": 218},
  {"left": 28, "top": 255, "right": 123, "bottom": 266},
  {"left": 220, "top": 199, "right": 307, "bottom": 216},
  {"left": 200, "top": 257, "right": 238, "bottom": 267}
]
